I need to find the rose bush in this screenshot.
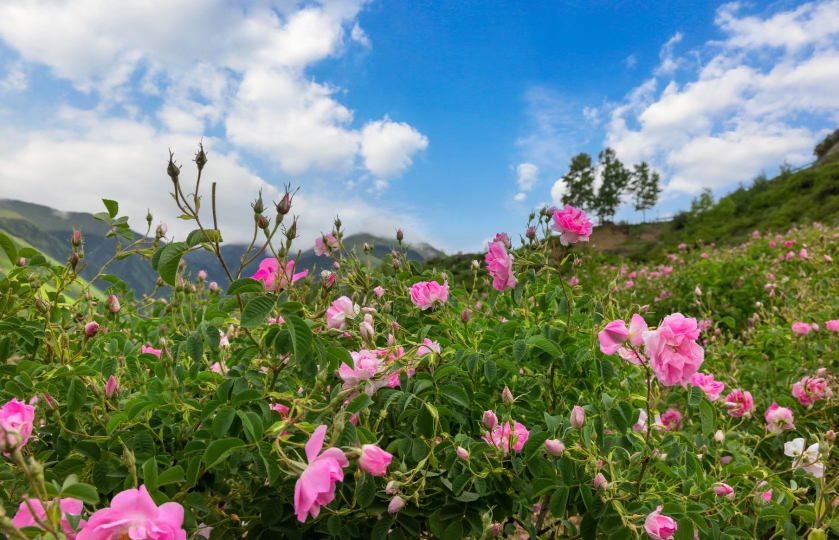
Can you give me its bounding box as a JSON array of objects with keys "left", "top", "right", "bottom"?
[{"left": 0, "top": 146, "right": 837, "bottom": 539}]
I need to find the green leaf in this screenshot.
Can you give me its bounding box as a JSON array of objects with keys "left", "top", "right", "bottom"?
[
  {"left": 226, "top": 278, "right": 265, "bottom": 295},
  {"left": 106, "top": 413, "right": 128, "bottom": 434},
  {"left": 484, "top": 358, "right": 497, "bottom": 382},
  {"left": 203, "top": 438, "right": 246, "bottom": 469},
  {"left": 284, "top": 315, "right": 312, "bottom": 361},
  {"left": 371, "top": 517, "right": 393, "bottom": 540},
  {"left": 240, "top": 296, "right": 276, "bottom": 328},
  {"left": 416, "top": 403, "right": 436, "bottom": 439},
  {"left": 527, "top": 336, "right": 560, "bottom": 357},
  {"left": 60, "top": 483, "right": 99, "bottom": 504},
  {"left": 596, "top": 358, "right": 615, "bottom": 383},
  {"left": 202, "top": 325, "right": 221, "bottom": 350},
  {"left": 439, "top": 385, "right": 469, "bottom": 408},
  {"left": 237, "top": 411, "right": 264, "bottom": 443},
  {"left": 791, "top": 505, "right": 817, "bottom": 523},
  {"left": 213, "top": 407, "right": 237, "bottom": 438},
  {"left": 723, "top": 527, "right": 753, "bottom": 538},
  {"left": 347, "top": 393, "right": 374, "bottom": 414},
  {"left": 158, "top": 242, "right": 189, "bottom": 286},
  {"left": 325, "top": 347, "right": 353, "bottom": 372},
  {"left": 186, "top": 228, "right": 222, "bottom": 248},
  {"left": 356, "top": 473, "right": 376, "bottom": 507},
  {"left": 523, "top": 431, "right": 551, "bottom": 461},
  {"left": 699, "top": 398, "right": 715, "bottom": 437},
  {"left": 674, "top": 518, "right": 694, "bottom": 540},
  {"left": 187, "top": 333, "right": 204, "bottom": 363},
  {"left": 443, "top": 522, "right": 463, "bottom": 540},
  {"left": 66, "top": 377, "right": 87, "bottom": 413},
  {"left": 513, "top": 340, "right": 527, "bottom": 362},
  {"left": 688, "top": 385, "right": 703, "bottom": 406},
  {"left": 142, "top": 457, "right": 158, "bottom": 491},
  {"left": 0, "top": 232, "right": 16, "bottom": 264},
  {"left": 102, "top": 199, "right": 119, "bottom": 218},
  {"left": 156, "top": 466, "right": 185, "bottom": 486},
  {"left": 549, "top": 486, "right": 569, "bottom": 518}
]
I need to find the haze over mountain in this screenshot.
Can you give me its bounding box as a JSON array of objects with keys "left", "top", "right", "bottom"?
[{"left": 0, "top": 199, "right": 442, "bottom": 296}]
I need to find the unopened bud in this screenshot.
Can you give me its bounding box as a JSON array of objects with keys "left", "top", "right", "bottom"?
[
  {"left": 276, "top": 190, "right": 292, "bottom": 215},
  {"left": 392, "top": 258, "right": 400, "bottom": 269},
  {"left": 258, "top": 215, "right": 270, "bottom": 230},
  {"left": 84, "top": 321, "right": 100, "bottom": 338},
  {"left": 456, "top": 446, "right": 470, "bottom": 460},
  {"left": 194, "top": 142, "right": 208, "bottom": 171},
  {"left": 106, "top": 295, "right": 121, "bottom": 314},
  {"left": 71, "top": 230, "right": 83, "bottom": 247},
  {"left": 526, "top": 226, "right": 536, "bottom": 240},
  {"left": 146, "top": 210, "right": 153, "bottom": 225},
  {"left": 156, "top": 223, "right": 168, "bottom": 238},
  {"left": 35, "top": 298, "right": 50, "bottom": 313},
  {"left": 251, "top": 191, "right": 265, "bottom": 215},
  {"left": 570, "top": 405, "right": 586, "bottom": 428},
  {"left": 826, "top": 430, "right": 836, "bottom": 441},
  {"left": 501, "top": 386, "right": 514, "bottom": 406},
  {"left": 396, "top": 229, "right": 404, "bottom": 242},
  {"left": 167, "top": 152, "right": 181, "bottom": 183}
]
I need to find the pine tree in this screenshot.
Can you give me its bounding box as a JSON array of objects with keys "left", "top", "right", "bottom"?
[
  {"left": 630, "top": 161, "right": 661, "bottom": 222},
  {"left": 560, "top": 153, "right": 596, "bottom": 211},
  {"left": 592, "top": 148, "right": 629, "bottom": 224}
]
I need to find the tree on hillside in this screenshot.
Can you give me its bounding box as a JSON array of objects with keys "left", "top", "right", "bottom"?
[
  {"left": 560, "top": 153, "right": 596, "bottom": 211},
  {"left": 815, "top": 128, "right": 839, "bottom": 160},
  {"left": 690, "top": 188, "right": 715, "bottom": 215},
  {"left": 629, "top": 161, "right": 662, "bottom": 222},
  {"left": 592, "top": 148, "right": 629, "bottom": 224}
]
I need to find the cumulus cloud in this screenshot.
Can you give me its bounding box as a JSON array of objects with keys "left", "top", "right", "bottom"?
[
  {"left": 515, "top": 162, "right": 539, "bottom": 191},
  {"left": 0, "top": 0, "right": 429, "bottom": 238},
  {"left": 0, "top": 112, "right": 430, "bottom": 247},
  {"left": 605, "top": 0, "right": 839, "bottom": 195},
  {"left": 360, "top": 119, "right": 429, "bottom": 180}
]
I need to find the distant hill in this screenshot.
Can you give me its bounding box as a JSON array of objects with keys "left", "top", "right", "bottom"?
[{"left": 0, "top": 200, "right": 443, "bottom": 295}]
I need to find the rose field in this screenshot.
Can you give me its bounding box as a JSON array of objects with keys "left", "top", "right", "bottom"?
[{"left": 3, "top": 151, "right": 839, "bottom": 540}]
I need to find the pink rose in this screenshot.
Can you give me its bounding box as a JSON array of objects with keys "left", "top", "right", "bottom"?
[
  {"left": 570, "top": 276, "right": 579, "bottom": 286},
  {"left": 633, "top": 409, "right": 647, "bottom": 433},
  {"left": 642, "top": 313, "right": 704, "bottom": 387},
  {"left": 409, "top": 281, "right": 449, "bottom": 310},
  {"left": 272, "top": 403, "right": 290, "bottom": 417},
  {"left": 791, "top": 322, "right": 812, "bottom": 335},
  {"left": 14, "top": 498, "right": 86, "bottom": 540},
  {"left": 141, "top": 345, "right": 162, "bottom": 358},
  {"left": 294, "top": 425, "right": 349, "bottom": 522},
  {"left": 483, "top": 421, "right": 530, "bottom": 453},
  {"left": 314, "top": 233, "right": 340, "bottom": 256},
  {"left": 493, "top": 232, "right": 512, "bottom": 249},
  {"left": 724, "top": 389, "right": 755, "bottom": 418},
  {"left": 598, "top": 319, "right": 630, "bottom": 355},
  {"left": 792, "top": 376, "right": 833, "bottom": 406},
  {"left": 551, "top": 205, "right": 593, "bottom": 246},
  {"left": 337, "top": 350, "right": 387, "bottom": 395},
  {"left": 374, "top": 286, "right": 385, "bottom": 298},
  {"left": 713, "top": 483, "right": 735, "bottom": 500},
  {"left": 593, "top": 473, "right": 608, "bottom": 490},
  {"left": 252, "top": 258, "right": 308, "bottom": 291},
  {"left": 417, "top": 338, "right": 441, "bottom": 356},
  {"left": 645, "top": 506, "right": 677, "bottom": 540},
  {"left": 628, "top": 314, "right": 648, "bottom": 347},
  {"left": 658, "top": 409, "right": 683, "bottom": 431},
  {"left": 570, "top": 405, "right": 586, "bottom": 428},
  {"left": 757, "top": 481, "right": 772, "bottom": 502},
  {"left": 0, "top": 398, "right": 35, "bottom": 451},
  {"left": 358, "top": 444, "right": 392, "bottom": 476},
  {"left": 764, "top": 402, "right": 795, "bottom": 434},
  {"left": 826, "top": 320, "right": 839, "bottom": 332},
  {"left": 326, "top": 296, "right": 359, "bottom": 330},
  {"left": 690, "top": 372, "right": 725, "bottom": 401},
  {"left": 485, "top": 241, "right": 518, "bottom": 291},
  {"left": 77, "top": 485, "right": 185, "bottom": 540}
]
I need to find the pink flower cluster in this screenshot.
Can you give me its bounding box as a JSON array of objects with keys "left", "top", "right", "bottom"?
[
  {"left": 0, "top": 398, "right": 35, "bottom": 451},
  {"left": 337, "top": 349, "right": 399, "bottom": 396},
  {"left": 690, "top": 372, "right": 725, "bottom": 401},
  {"left": 482, "top": 420, "right": 530, "bottom": 454},
  {"left": 551, "top": 205, "right": 593, "bottom": 246},
  {"left": 13, "top": 498, "right": 86, "bottom": 540},
  {"left": 792, "top": 376, "right": 833, "bottom": 406},
  {"left": 724, "top": 389, "right": 755, "bottom": 418},
  {"left": 314, "top": 233, "right": 339, "bottom": 256},
  {"left": 252, "top": 258, "right": 308, "bottom": 291},
  {"left": 294, "top": 425, "right": 349, "bottom": 522},
  {"left": 77, "top": 485, "right": 185, "bottom": 540},
  {"left": 485, "top": 239, "right": 518, "bottom": 291},
  {"left": 326, "top": 296, "right": 359, "bottom": 330},
  {"left": 764, "top": 402, "right": 795, "bottom": 434},
  {"left": 409, "top": 280, "right": 449, "bottom": 310}
]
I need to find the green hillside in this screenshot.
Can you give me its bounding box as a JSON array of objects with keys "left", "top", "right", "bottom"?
[{"left": 0, "top": 200, "right": 443, "bottom": 294}]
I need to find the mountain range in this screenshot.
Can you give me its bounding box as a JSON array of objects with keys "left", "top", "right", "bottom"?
[{"left": 0, "top": 199, "right": 443, "bottom": 296}]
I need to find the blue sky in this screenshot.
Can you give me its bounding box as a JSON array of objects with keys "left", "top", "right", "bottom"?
[{"left": 1, "top": 0, "right": 838, "bottom": 253}]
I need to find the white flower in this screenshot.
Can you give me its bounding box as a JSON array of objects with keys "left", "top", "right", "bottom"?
[{"left": 784, "top": 438, "right": 825, "bottom": 478}]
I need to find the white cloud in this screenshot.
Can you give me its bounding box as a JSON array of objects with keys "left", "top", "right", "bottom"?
[
  {"left": 360, "top": 119, "right": 429, "bottom": 179},
  {"left": 513, "top": 192, "right": 526, "bottom": 201},
  {"left": 0, "top": 112, "right": 431, "bottom": 247},
  {"left": 515, "top": 162, "right": 539, "bottom": 191},
  {"left": 625, "top": 54, "right": 637, "bottom": 69},
  {"left": 605, "top": 1, "right": 839, "bottom": 195},
  {"left": 0, "top": 59, "right": 28, "bottom": 91},
  {"left": 550, "top": 179, "right": 566, "bottom": 205},
  {"left": 0, "top": 0, "right": 428, "bottom": 195}
]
